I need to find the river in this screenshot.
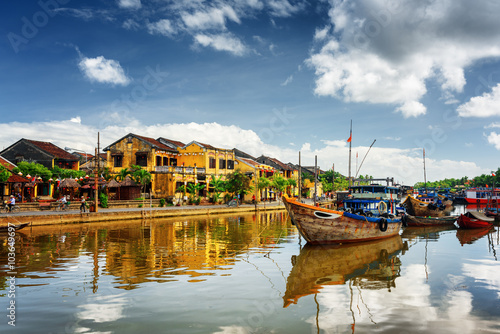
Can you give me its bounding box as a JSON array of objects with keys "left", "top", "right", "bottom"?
[{"left": 1, "top": 208, "right": 499, "bottom": 333}]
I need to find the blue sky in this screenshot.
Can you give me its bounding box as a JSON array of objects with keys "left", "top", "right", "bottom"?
[{"left": 2, "top": 0, "right": 500, "bottom": 185}]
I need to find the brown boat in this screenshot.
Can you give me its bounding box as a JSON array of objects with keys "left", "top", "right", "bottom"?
[
  {"left": 456, "top": 226, "right": 495, "bottom": 245},
  {"left": 283, "top": 196, "right": 402, "bottom": 244},
  {"left": 283, "top": 235, "right": 404, "bottom": 307},
  {"left": 402, "top": 196, "right": 454, "bottom": 218}
]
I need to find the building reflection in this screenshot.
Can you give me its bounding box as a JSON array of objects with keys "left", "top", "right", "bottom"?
[{"left": 0, "top": 211, "right": 293, "bottom": 291}]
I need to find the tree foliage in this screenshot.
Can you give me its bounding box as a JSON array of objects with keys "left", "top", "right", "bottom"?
[
  {"left": 225, "top": 169, "right": 253, "bottom": 195},
  {"left": 0, "top": 166, "right": 11, "bottom": 183},
  {"left": 12, "top": 161, "right": 52, "bottom": 181}
]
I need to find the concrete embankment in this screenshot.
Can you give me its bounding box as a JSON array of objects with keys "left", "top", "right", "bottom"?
[{"left": 0, "top": 203, "right": 286, "bottom": 227}]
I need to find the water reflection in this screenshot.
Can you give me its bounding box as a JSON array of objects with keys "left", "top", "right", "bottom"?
[
  {"left": 0, "top": 211, "right": 292, "bottom": 291},
  {"left": 283, "top": 235, "right": 405, "bottom": 307}
]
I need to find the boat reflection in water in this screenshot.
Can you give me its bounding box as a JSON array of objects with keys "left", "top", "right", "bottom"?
[
  {"left": 456, "top": 226, "right": 496, "bottom": 246},
  {"left": 283, "top": 235, "right": 404, "bottom": 307}
]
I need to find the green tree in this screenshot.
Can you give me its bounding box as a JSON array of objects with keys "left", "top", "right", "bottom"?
[
  {"left": 115, "top": 168, "right": 130, "bottom": 182},
  {"left": 0, "top": 166, "right": 10, "bottom": 183},
  {"left": 129, "top": 165, "right": 152, "bottom": 195},
  {"left": 51, "top": 166, "right": 85, "bottom": 180},
  {"left": 12, "top": 161, "right": 52, "bottom": 181},
  {"left": 226, "top": 169, "right": 253, "bottom": 197},
  {"left": 209, "top": 174, "right": 226, "bottom": 203},
  {"left": 186, "top": 183, "right": 206, "bottom": 204}
]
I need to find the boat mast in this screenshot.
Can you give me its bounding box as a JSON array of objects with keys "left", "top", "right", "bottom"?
[
  {"left": 423, "top": 148, "right": 427, "bottom": 194},
  {"left": 355, "top": 139, "right": 376, "bottom": 178},
  {"left": 348, "top": 120, "right": 352, "bottom": 188},
  {"left": 298, "top": 151, "right": 301, "bottom": 201}
]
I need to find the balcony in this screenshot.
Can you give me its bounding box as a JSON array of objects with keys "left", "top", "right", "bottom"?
[{"left": 154, "top": 166, "right": 206, "bottom": 175}]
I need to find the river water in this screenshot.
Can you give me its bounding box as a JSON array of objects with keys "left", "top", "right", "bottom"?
[{"left": 1, "top": 208, "right": 499, "bottom": 334}]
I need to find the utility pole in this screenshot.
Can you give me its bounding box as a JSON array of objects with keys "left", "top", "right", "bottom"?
[
  {"left": 298, "top": 151, "right": 301, "bottom": 201},
  {"left": 94, "top": 132, "right": 99, "bottom": 213},
  {"left": 314, "top": 155, "right": 317, "bottom": 206}
]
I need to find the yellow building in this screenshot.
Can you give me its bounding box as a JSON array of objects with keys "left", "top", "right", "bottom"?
[
  {"left": 235, "top": 157, "right": 276, "bottom": 202},
  {"left": 176, "top": 141, "right": 235, "bottom": 198},
  {"left": 103, "top": 133, "right": 181, "bottom": 198}
]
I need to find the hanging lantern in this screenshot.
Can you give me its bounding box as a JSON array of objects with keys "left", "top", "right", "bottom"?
[
  {"left": 26, "top": 174, "right": 31, "bottom": 178},
  {"left": 18, "top": 172, "right": 22, "bottom": 176},
  {"left": 85, "top": 175, "right": 89, "bottom": 179},
  {"left": 49, "top": 178, "right": 53, "bottom": 182}
]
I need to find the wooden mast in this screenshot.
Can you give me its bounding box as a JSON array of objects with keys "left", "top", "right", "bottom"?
[
  {"left": 348, "top": 120, "right": 352, "bottom": 188},
  {"left": 423, "top": 148, "right": 427, "bottom": 194}
]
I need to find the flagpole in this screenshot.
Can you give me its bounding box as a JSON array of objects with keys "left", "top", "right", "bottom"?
[{"left": 348, "top": 120, "right": 352, "bottom": 188}]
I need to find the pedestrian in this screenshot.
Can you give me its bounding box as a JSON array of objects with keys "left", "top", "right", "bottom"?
[
  {"left": 252, "top": 194, "right": 256, "bottom": 204},
  {"left": 80, "top": 196, "right": 86, "bottom": 213}
]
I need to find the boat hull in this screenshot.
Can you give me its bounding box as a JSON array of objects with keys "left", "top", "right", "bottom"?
[
  {"left": 283, "top": 196, "right": 402, "bottom": 244},
  {"left": 457, "top": 211, "right": 494, "bottom": 229},
  {"left": 402, "top": 196, "right": 453, "bottom": 218},
  {"left": 405, "top": 215, "right": 457, "bottom": 227}
]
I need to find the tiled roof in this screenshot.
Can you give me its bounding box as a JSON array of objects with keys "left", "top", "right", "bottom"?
[
  {"left": 26, "top": 140, "right": 78, "bottom": 160},
  {"left": 133, "top": 135, "right": 177, "bottom": 152},
  {"left": 157, "top": 137, "right": 185, "bottom": 148},
  {"left": 0, "top": 156, "right": 16, "bottom": 170},
  {"left": 7, "top": 173, "right": 30, "bottom": 183}
]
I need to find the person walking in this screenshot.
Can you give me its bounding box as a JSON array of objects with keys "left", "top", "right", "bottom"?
[{"left": 80, "top": 196, "right": 86, "bottom": 213}]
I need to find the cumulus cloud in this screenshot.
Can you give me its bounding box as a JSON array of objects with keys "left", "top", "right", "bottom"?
[
  {"left": 457, "top": 84, "right": 500, "bottom": 117},
  {"left": 307, "top": 0, "right": 500, "bottom": 117},
  {"left": 117, "top": 0, "right": 141, "bottom": 9},
  {"left": 0, "top": 117, "right": 488, "bottom": 185},
  {"left": 181, "top": 5, "right": 240, "bottom": 31},
  {"left": 78, "top": 55, "right": 131, "bottom": 86}
]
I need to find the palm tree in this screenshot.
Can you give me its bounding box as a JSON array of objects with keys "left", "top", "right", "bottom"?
[
  {"left": 115, "top": 168, "right": 130, "bottom": 182},
  {"left": 209, "top": 175, "right": 226, "bottom": 203}
]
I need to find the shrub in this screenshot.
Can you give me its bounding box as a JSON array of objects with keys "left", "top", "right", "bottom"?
[
  {"left": 99, "top": 193, "right": 108, "bottom": 208},
  {"left": 160, "top": 198, "right": 166, "bottom": 207}
]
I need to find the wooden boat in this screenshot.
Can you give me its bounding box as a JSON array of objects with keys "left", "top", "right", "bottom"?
[
  {"left": 456, "top": 226, "right": 495, "bottom": 245},
  {"left": 0, "top": 222, "right": 30, "bottom": 232},
  {"left": 404, "top": 214, "right": 457, "bottom": 227},
  {"left": 402, "top": 195, "right": 453, "bottom": 218},
  {"left": 343, "top": 182, "right": 401, "bottom": 216},
  {"left": 283, "top": 196, "right": 402, "bottom": 244},
  {"left": 457, "top": 211, "right": 494, "bottom": 229},
  {"left": 283, "top": 235, "right": 403, "bottom": 307}
]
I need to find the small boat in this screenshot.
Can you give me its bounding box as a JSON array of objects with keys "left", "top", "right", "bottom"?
[
  {"left": 402, "top": 195, "right": 453, "bottom": 218},
  {"left": 0, "top": 222, "right": 30, "bottom": 232},
  {"left": 283, "top": 235, "right": 404, "bottom": 307},
  {"left": 457, "top": 211, "right": 494, "bottom": 229},
  {"left": 404, "top": 214, "right": 457, "bottom": 227},
  {"left": 283, "top": 196, "right": 402, "bottom": 244}
]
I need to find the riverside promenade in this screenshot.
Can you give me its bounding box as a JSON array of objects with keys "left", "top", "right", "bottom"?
[{"left": 0, "top": 201, "right": 289, "bottom": 227}]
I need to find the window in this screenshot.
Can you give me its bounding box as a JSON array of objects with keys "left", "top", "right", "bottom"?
[
  {"left": 156, "top": 156, "right": 162, "bottom": 166},
  {"left": 163, "top": 157, "right": 168, "bottom": 166},
  {"left": 136, "top": 154, "right": 148, "bottom": 167},
  {"left": 113, "top": 155, "right": 123, "bottom": 168},
  {"left": 219, "top": 159, "right": 226, "bottom": 169},
  {"left": 209, "top": 158, "right": 216, "bottom": 168},
  {"left": 227, "top": 160, "right": 234, "bottom": 169}
]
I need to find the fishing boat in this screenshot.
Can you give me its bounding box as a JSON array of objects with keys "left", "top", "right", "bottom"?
[
  {"left": 283, "top": 235, "right": 403, "bottom": 307},
  {"left": 283, "top": 196, "right": 402, "bottom": 244},
  {"left": 402, "top": 195, "right": 453, "bottom": 218},
  {"left": 404, "top": 214, "right": 457, "bottom": 227},
  {"left": 0, "top": 222, "right": 30, "bottom": 232},
  {"left": 464, "top": 187, "right": 500, "bottom": 204},
  {"left": 457, "top": 211, "right": 494, "bottom": 229}
]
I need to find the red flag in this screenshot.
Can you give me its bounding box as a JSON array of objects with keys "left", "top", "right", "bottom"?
[
  {"left": 347, "top": 133, "right": 352, "bottom": 142},
  {"left": 493, "top": 173, "right": 496, "bottom": 177}
]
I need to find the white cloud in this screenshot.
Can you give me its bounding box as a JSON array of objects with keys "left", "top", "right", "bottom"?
[
  {"left": 308, "top": 0, "right": 500, "bottom": 117},
  {"left": 193, "top": 33, "right": 247, "bottom": 56},
  {"left": 266, "top": 0, "right": 305, "bottom": 17},
  {"left": 117, "top": 0, "right": 141, "bottom": 9},
  {"left": 0, "top": 118, "right": 489, "bottom": 185},
  {"left": 486, "top": 132, "right": 500, "bottom": 150},
  {"left": 181, "top": 5, "right": 240, "bottom": 31},
  {"left": 78, "top": 55, "right": 131, "bottom": 86},
  {"left": 281, "top": 75, "right": 293, "bottom": 86},
  {"left": 457, "top": 84, "right": 500, "bottom": 117},
  {"left": 147, "top": 19, "right": 177, "bottom": 37},
  {"left": 123, "top": 18, "right": 140, "bottom": 30}
]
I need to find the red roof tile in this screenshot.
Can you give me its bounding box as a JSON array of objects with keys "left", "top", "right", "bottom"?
[
  {"left": 27, "top": 140, "right": 78, "bottom": 160},
  {"left": 134, "top": 135, "right": 177, "bottom": 152},
  {"left": 0, "top": 156, "right": 16, "bottom": 170}
]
